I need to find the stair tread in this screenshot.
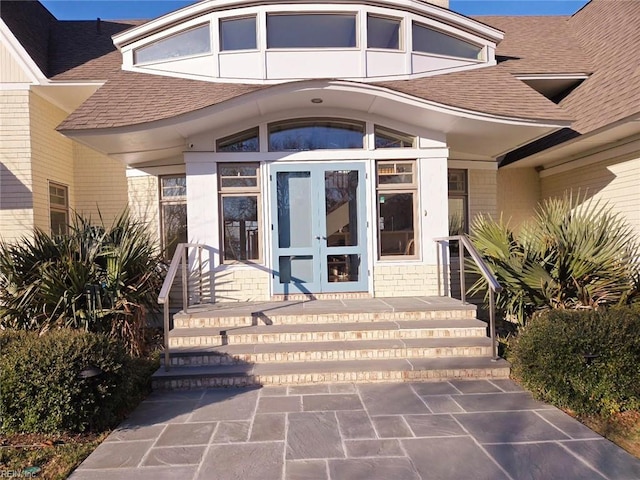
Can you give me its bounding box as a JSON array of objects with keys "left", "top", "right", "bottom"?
[
  {"left": 153, "top": 357, "right": 509, "bottom": 378},
  {"left": 168, "top": 336, "right": 492, "bottom": 355},
  {"left": 175, "top": 297, "right": 476, "bottom": 319},
  {"left": 169, "top": 319, "right": 486, "bottom": 337}
]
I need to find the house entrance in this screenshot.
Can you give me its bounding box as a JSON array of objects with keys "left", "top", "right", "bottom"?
[{"left": 270, "top": 162, "right": 368, "bottom": 294}]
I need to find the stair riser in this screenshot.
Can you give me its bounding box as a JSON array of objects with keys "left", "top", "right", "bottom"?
[
  {"left": 165, "top": 345, "right": 493, "bottom": 366},
  {"left": 152, "top": 366, "right": 510, "bottom": 390},
  {"left": 169, "top": 327, "right": 488, "bottom": 347},
  {"left": 174, "top": 310, "right": 475, "bottom": 328}
]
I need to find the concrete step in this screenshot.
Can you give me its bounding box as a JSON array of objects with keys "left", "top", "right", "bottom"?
[
  {"left": 165, "top": 337, "right": 494, "bottom": 366},
  {"left": 151, "top": 357, "right": 511, "bottom": 390},
  {"left": 167, "top": 319, "right": 488, "bottom": 347},
  {"left": 173, "top": 298, "right": 477, "bottom": 329}
]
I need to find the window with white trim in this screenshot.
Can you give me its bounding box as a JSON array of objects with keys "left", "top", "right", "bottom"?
[
  {"left": 134, "top": 24, "right": 211, "bottom": 64},
  {"left": 412, "top": 22, "right": 483, "bottom": 60},
  {"left": 367, "top": 15, "right": 401, "bottom": 50},
  {"left": 49, "top": 182, "right": 69, "bottom": 236},
  {"left": 267, "top": 13, "right": 357, "bottom": 49},
  {"left": 219, "top": 163, "right": 261, "bottom": 262},
  {"left": 376, "top": 161, "right": 418, "bottom": 258},
  {"left": 220, "top": 16, "right": 257, "bottom": 51},
  {"left": 160, "top": 176, "right": 187, "bottom": 259}
]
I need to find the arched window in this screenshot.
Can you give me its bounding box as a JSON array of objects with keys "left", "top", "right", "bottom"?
[{"left": 268, "top": 119, "right": 365, "bottom": 151}]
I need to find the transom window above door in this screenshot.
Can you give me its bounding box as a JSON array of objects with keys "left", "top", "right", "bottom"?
[
  {"left": 268, "top": 119, "right": 365, "bottom": 151},
  {"left": 215, "top": 121, "right": 420, "bottom": 152}
]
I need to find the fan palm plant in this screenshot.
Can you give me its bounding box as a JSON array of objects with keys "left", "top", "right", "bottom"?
[
  {"left": 0, "top": 211, "right": 164, "bottom": 355},
  {"left": 469, "top": 193, "right": 639, "bottom": 325}
]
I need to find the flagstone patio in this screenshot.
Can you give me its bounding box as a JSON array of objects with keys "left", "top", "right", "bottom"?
[{"left": 70, "top": 380, "right": 640, "bottom": 480}]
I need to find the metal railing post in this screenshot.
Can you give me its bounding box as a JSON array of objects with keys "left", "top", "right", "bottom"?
[
  {"left": 433, "top": 235, "right": 503, "bottom": 360},
  {"left": 436, "top": 241, "right": 442, "bottom": 296},
  {"left": 458, "top": 238, "right": 466, "bottom": 304},
  {"left": 182, "top": 246, "right": 188, "bottom": 313},
  {"left": 198, "top": 246, "right": 203, "bottom": 302},
  {"left": 489, "top": 289, "right": 498, "bottom": 361},
  {"left": 163, "top": 302, "right": 170, "bottom": 372}
]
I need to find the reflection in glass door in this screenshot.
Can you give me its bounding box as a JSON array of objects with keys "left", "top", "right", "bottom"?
[{"left": 271, "top": 163, "right": 368, "bottom": 295}]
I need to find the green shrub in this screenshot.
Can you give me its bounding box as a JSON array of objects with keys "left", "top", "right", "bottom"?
[
  {"left": 469, "top": 193, "right": 639, "bottom": 325},
  {"left": 0, "top": 212, "right": 165, "bottom": 355},
  {"left": 511, "top": 307, "right": 640, "bottom": 415},
  {"left": 0, "top": 330, "right": 158, "bottom": 434}
]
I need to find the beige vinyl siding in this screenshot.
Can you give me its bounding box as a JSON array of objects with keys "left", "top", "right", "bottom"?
[
  {"left": 29, "top": 91, "right": 74, "bottom": 232},
  {"left": 468, "top": 169, "right": 497, "bottom": 225},
  {"left": 541, "top": 153, "right": 640, "bottom": 236},
  {"left": 0, "top": 42, "right": 32, "bottom": 83},
  {"left": 0, "top": 90, "right": 34, "bottom": 241},
  {"left": 73, "top": 143, "right": 128, "bottom": 225},
  {"left": 497, "top": 167, "right": 541, "bottom": 231}
]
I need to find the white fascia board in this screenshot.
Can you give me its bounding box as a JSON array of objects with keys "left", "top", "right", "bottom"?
[
  {"left": 515, "top": 73, "right": 590, "bottom": 80},
  {"left": 0, "top": 20, "right": 47, "bottom": 83},
  {"left": 113, "top": 0, "right": 504, "bottom": 48}
]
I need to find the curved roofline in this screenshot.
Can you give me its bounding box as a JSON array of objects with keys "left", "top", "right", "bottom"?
[
  {"left": 112, "top": 0, "right": 504, "bottom": 49},
  {"left": 58, "top": 79, "right": 570, "bottom": 135}
]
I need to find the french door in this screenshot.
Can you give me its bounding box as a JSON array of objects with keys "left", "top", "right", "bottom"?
[{"left": 270, "top": 162, "right": 368, "bottom": 294}]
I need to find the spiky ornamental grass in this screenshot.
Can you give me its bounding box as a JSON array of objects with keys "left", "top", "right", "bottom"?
[
  {"left": 0, "top": 212, "right": 165, "bottom": 356},
  {"left": 468, "top": 192, "right": 640, "bottom": 326}
]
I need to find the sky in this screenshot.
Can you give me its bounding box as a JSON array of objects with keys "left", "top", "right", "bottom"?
[{"left": 39, "top": 0, "right": 590, "bottom": 21}]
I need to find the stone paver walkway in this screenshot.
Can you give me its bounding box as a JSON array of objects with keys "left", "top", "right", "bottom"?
[{"left": 70, "top": 380, "right": 640, "bottom": 480}]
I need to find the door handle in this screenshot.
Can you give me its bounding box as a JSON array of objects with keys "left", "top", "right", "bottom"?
[{"left": 315, "top": 235, "right": 321, "bottom": 240}]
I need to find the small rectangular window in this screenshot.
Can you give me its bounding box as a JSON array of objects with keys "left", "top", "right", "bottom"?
[
  {"left": 376, "top": 161, "right": 418, "bottom": 258},
  {"left": 160, "top": 176, "right": 187, "bottom": 259},
  {"left": 368, "top": 15, "right": 400, "bottom": 50},
  {"left": 219, "top": 163, "right": 261, "bottom": 262},
  {"left": 49, "top": 182, "right": 69, "bottom": 235},
  {"left": 134, "top": 24, "right": 211, "bottom": 64},
  {"left": 220, "top": 16, "right": 257, "bottom": 51},
  {"left": 448, "top": 169, "right": 468, "bottom": 236},
  {"left": 267, "top": 14, "right": 357, "bottom": 49}
]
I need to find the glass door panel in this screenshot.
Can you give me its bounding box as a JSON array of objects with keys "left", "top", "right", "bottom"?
[
  {"left": 277, "top": 172, "right": 313, "bottom": 248},
  {"left": 271, "top": 163, "right": 367, "bottom": 294}
]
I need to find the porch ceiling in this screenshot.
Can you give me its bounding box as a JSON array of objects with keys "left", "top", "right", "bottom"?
[{"left": 61, "top": 79, "right": 568, "bottom": 165}]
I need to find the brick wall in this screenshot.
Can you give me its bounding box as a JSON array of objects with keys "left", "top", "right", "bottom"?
[
  {"left": 73, "top": 143, "right": 128, "bottom": 226},
  {"left": 211, "top": 266, "right": 271, "bottom": 302},
  {"left": 373, "top": 264, "right": 440, "bottom": 297},
  {"left": 468, "top": 169, "right": 497, "bottom": 225},
  {"left": 127, "top": 173, "right": 160, "bottom": 242},
  {"left": 497, "top": 167, "right": 541, "bottom": 231}
]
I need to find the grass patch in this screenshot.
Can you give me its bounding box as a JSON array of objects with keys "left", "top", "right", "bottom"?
[
  {"left": 578, "top": 411, "right": 640, "bottom": 459},
  {"left": 0, "top": 432, "right": 108, "bottom": 479}
]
